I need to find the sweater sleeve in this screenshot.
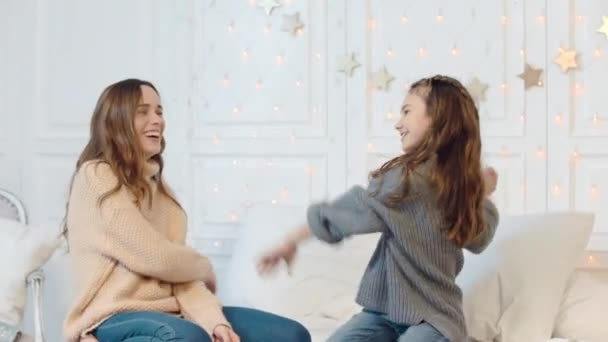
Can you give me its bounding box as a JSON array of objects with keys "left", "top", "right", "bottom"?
[
  {"left": 464, "top": 199, "right": 500, "bottom": 254},
  {"left": 73, "top": 161, "right": 214, "bottom": 284},
  {"left": 307, "top": 185, "right": 385, "bottom": 244},
  {"left": 168, "top": 218, "right": 230, "bottom": 337}
]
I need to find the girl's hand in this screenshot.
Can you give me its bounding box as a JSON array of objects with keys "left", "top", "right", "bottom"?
[
  {"left": 213, "top": 324, "right": 240, "bottom": 342},
  {"left": 483, "top": 166, "right": 498, "bottom": 196},
  {"left": 256, "top": 239, "right": 298, "bottom": 276}
]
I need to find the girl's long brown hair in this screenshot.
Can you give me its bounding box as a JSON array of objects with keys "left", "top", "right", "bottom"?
[
  {"left": 370, "top": 75, "right": 485, "bottom": 247},
  {"left": 62, "top": 79, "right": 180, "bottom": 237}
]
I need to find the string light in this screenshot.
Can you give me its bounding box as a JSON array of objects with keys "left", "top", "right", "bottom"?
[
  {"left": 436, "top": 14, "right": 444, "bottom": 23},
  {"left": 367, "top": 143, "right": 375, "bottom": 152},
  {"left": 537, "top": 15, "right": 546, "bottom": 25},
  {"left": 501, "top": 15, "right": 509, "bottom": 25},
  {"left": 368, "top": 17, "right": 376, "bottom": 30},
  {"left": 233, "top": 105, "right": 240, "bottom": 114},
  {"left": 401, "top": 15, "right": 409, "bottom": 23},
  {"left": 295, "top": 80, "right": 302, "bottom": 87},
  {"left": 595, "top": 48, "right": 603, "bottom": 58},
  {"left": 276, "top": 54, "right": 285, "bottom": 65},
  {"left": 553, "top": 184, "right": 561, "bottom": 196},
  {"left": 587, "top": 255, "right": 596, "bottom": 265},
  {"left": 451, "top": 46, "right": 460, "bottom": 56},
  {"left": 591, "top": 185, "right": 599, "bottom": 199},
  {"left": 520, "top": 113, "right": 525, "bottom": 123},
  {"left": 242, "top": 49, "right": 250, "bottom": 59},
  {"left": 289, "top": 133, "right": 296, "bottom": 143},
  {"left": 255, "top": 79, "right": 263, "bottom": 90},
  {"left": 592, "top": 113, "right": 599, "bottom": 126},
  {"left": 520, "top": 184, "right": 528, "bottom": 194},
  {"left": 305, "top": 166, "right": 314, "bottom": 175},
  {"left": 315, "top": 53, "right": 321, "bottom": 61},
  {"left": 554, "top": 113, "right": 563, "bottom": 125},
  {"left": 227, "top": 21, "right": 235, "bottom": 33},
  {"left": 571, "top": 150, "right": 579, "bottom": 162},
  {"left": 264, "top": 24, "right": 271, "bottom": 34},
  {"left": 386, "top": 111, "right": 394, "bottom": 120},
  {"left": 222, "top": 74, "right": 230, "bottom": 87},
  {"left": 232, "top": 160, "right": 239, "bottom": 166},
  {"left": 536, "top": 147, "right": 545, "bottom": 159},
  {"left": 228, "top": 211, "right": 239, "bottom": 222},
  {"left": 212, "top": 134, "right": 221, "bottom": 145},
  {"left": 271, "top": 199, "right": 278, "bottom": 205},
  {"left": 576, "top": 15, "right": 584, "bottom": 23},
  {"left": 212, "top": 184, "right": 220, "bottom": 193},
  {"left": 387, "top": 48, "right": 394, "bottom": 57},
  {"left": 520, "top": 49, "right": 526, "bottom": 57},
  {"left": 418, "top": 47, "right": 428, "bottom": 57},
  {"left": 213, "top": 240, "right": 223, "bottom": 248}
]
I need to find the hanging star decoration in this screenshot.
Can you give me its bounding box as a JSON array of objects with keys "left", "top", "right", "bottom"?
[
  {"left": 466, "top": 77, "right": 489, "bottom": 104},
  {"left": 371, "top": 66, "right": 395, "bottom": 91},
  {"left": 597, "top": 16, "right": 608, "bottom": 40},
  {"left": 337, "top": 53, "right": 361, "bottom": 77},
  {"left": 257, "top": 0, "right": 281, "bottom": 16},
  {"left": 518, "top": 63, "right": 544, "bottom": 90},
  {"left": 281, "top": 12, "right": 304, "bottom": 36},
  {"left": 554, "top": 49, "right": 578, "bottom": 72}
]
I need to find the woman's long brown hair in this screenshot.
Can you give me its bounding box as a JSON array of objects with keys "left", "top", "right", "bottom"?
[
  {"left": 62, "top": 79, "right": 180, "bottom": 238},
  {"left": 370, "top": 75, "right": 485, "bottom": 247}
]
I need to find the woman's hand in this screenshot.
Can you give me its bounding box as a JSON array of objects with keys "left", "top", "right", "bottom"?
[
  {"left": 256, "top": 239, "right": 298, "bottom": 276},
  {"left": 213, "top": 324, "right": 240, "bottom": 342},
  {"left": 483, "top": 166, "right": 498, "bottom": 196}
]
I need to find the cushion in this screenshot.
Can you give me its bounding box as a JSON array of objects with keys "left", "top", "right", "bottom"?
[
  {"left": 456, "top": 212, "right": 594, "bottom": 342},
  {"left": 0, "top": 218, "right": 61, "bottom": 329},
  {"left": 224, "top": 204, "right": 377, "bottom": 322},
  {"left": 553, "top": 268, "right": 608, "bottom": 342}
]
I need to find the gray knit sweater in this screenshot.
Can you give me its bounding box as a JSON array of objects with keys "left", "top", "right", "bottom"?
[{"left": 307, "top": 163, "right": 499, "bottom": 342}]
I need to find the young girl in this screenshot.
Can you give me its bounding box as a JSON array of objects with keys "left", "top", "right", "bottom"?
[
  {"left": 258, "top": 75, "right": 499, "bottom": 342},
  {"left": 63, "top": 79, "right": 311, "bottom": 342}
]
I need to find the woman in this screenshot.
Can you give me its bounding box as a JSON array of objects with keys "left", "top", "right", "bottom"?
[{"left": 62, "top": 78, "right": 311, "bottom": 342}]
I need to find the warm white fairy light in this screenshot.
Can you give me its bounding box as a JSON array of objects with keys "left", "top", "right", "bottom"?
[
  {"left": 595, "top": 48, "right": 603, "bottom": 58},
  {"left": 228, "top": 211, "right": 239, "bottom": 222},
  {"left": 213, "top": 240, "right": 222, "bottom": 248},
  {"left": 212, "top": 134, "right": 221, "bottom": 145},
  {"left": 553, "top": 184, "right": 561, "bottom": 196},
  {"left": 212, "top": 184, "right": 220, "bottom": 193},
  {"left": 227, "top": 21, "right": 235, "bottom": 33},
  {"left": 501, "top": 15, "right": 509, "bottom": 25},
  {"left": 555, "top": 113, "right": 563, "bottom": 125},
  {"left": 520, "top": 113, "right": 525, "bottom": 123},
  {"left": 264, "top": 24, "right": 271, "bottom": 34},
  {"left": 592, "top": 113, "right": 599, "bottom": 126},
  {"left": 232, "top": 159, "right": 238, "bottom": 166},
  {"left": 367, "top": 143, "right": 375, "bottom": 152},
  {"left": 520, "top": 183, "right": 527, "bottom": 193},
  {"left": 500, "top": 145, "right": 509, "bottom": 156},
  {"left": 451, "top": 47, "right": 460, "bottom": 56},
  {"left": 536, "top": 147, "right": 545, "bottom": 159},
  {"left": 271, "top": 199, "right": 278, "bottom": 205},
  {"left": 273, "top": 105, "right": 281, "bottom": 112},
  {"left": 387, "top": 48, "right": 394, "bottom": 57},
  {"left": 295, "top": 80, "right": 302, "bottom": 87},
  {"left": 255, "top": 79, "right": 263, "bottom": 90},
  {"left": 222, "top": 74, "right": 230, "bottom": 87},
  {"left": 576, "top": 15, "right": 584, "bottom": 23},
  {"left": 289, "top": 133, "right": 296, "bottom": 143},
  {"left": 251, "top": 131, "right": 258, "bottom": 139},
  {"left": 280, "top": 186, "right": 289, "bottom": 200},
  {"left": 305, "top": 166, "right": 314, "bottom": 175},
  {"left": 242, "top": 49, "right": 250, "bottom": 59},
  {"left": 436, "top": 14, "right": 444, "bottom": 23},
  {"left": 368, "top": 17, "right": 376, "bottom": 30},
  {"left": 537, "top": 15, "right": 546, "bottom": 25},
  {"left": 520, "top": 49, "right": 525, "bottom": 56},
  {"left": 591, "top": 185, "right": 599, "bottom": 199},
  {"left": 233, "top": 105, "right": 240, "bottom": 114},
  {"left": 386, "top": 111, "right": 394, "bottom": 120},
  {"left": 315, "top": 53, "right": 321, "bottom": 60},
  {"left": 276, "top": 54, "right": 285, "bottom": 65},
  {"left": 571, "top": 150, "right": 579, "bottom": 162},
  {"left": 401, "top": 15, "right": 409, "bottom": 23},
  {"left": 587, "top": 255, "right": 596, "bottom": 265},
  {"left": 418, "top": 47, "right": 428, "bottom": 57}
]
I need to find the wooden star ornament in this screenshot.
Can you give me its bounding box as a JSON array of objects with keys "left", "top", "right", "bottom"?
[
  {"left": 281, "top": 12, "right": 304, "bottom": 36},
  {"left": 518, "top": 63, "right": 544, "bottom": 90},
  {"left": 466, "top": 77, "right": 489, "bottom": 104},
  {"left": 257, "top": 0, "right": 281, "bottom": 16},
  {"left": 597, "top": 16, "right": 608, "bottom": 40},
  {"left": 337, "top": 53, "right": 361, "bottom": 77},
  {"left": 371, "top": 66, "right": 395, "bottom": 91},
  {"left": 554, "top": 49, "right": 578, "bottom": 72}
]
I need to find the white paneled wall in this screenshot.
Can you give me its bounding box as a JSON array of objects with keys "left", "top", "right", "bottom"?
[{"left": 2, "top": 0, "right": 608, "bottom": 338}]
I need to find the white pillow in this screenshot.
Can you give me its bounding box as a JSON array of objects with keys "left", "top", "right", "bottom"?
[
  {"left": 224, "top": 205, "right": 376, "bottom": 322},
  {"left": 456, "top": 212, "right": 594, "bottom": 342},
  {"left": 553, "top": 268, "right": 608, "bottom": 342},
  {"left": 0, "top": 218, "right": 61, "bottom": 327}
]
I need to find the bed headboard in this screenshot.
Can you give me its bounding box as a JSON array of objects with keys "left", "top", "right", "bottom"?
[{"left": 580, "top": 250, "right": 608, "bottom": 269}]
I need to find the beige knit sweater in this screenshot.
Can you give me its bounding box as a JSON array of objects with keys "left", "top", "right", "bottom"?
[{"left": 63, "top": 160, "right": 229, "bottom": 341}]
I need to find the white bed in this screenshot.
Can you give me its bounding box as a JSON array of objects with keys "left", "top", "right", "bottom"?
[{"left": 223, "top": 206, "right": 608, "bottom": 342}]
